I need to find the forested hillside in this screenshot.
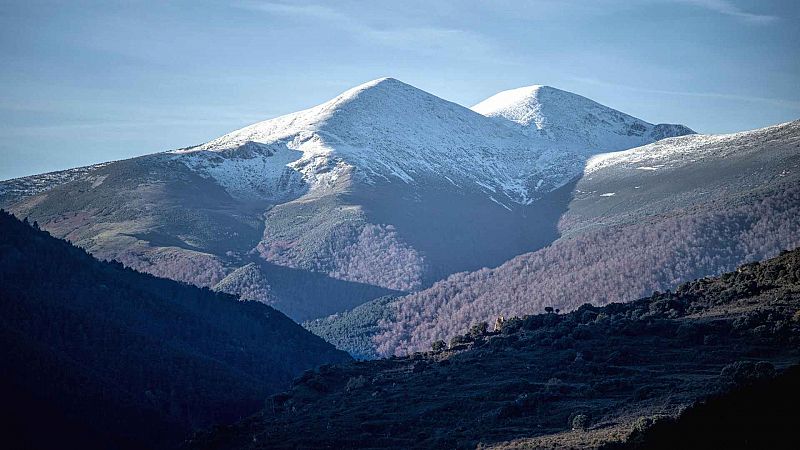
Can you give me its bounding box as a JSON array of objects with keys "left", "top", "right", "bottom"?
[
  {"left": 0, "top": 210, "right": 350, "bottom": 449},
  {"left": 309, "top": 120, "right": 800, "bottom": 357},
  {"left": 374, "top": 181, "right": 800, "bottom": 355},
  {"left": 188, "top": 248, "right": 800, "bottom": 449}
]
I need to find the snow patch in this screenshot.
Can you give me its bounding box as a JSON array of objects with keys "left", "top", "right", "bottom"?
[
  {"left": 585, "top": 121, "right": 796, "bottom": 176},
  {"left": 488, "top": 196, "right": 513, "bottom": 211}
]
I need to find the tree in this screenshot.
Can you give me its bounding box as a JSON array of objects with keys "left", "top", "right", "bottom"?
[
  {"left": 449, "top": 335, "right": 471, "bottom": 349},
  {"left": 469, "top": 322, "right": 488, "bottom": 338},
  {"left": 431, "top": 340, "right": 446, "bottom": 352}
]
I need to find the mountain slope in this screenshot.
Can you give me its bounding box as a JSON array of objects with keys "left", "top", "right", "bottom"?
[
  {"left": 312, "top": 120, "right": 800, "bottom": 357},
  {"left": 0, "top": 79, "right": 692, "bottom": 321},
  {"left": 566, "top": 120, "right": 800, "bottom": 234},
  {"left": 188, "top": 248, "right": 800, "bottom": 449},
  {"left": 0, "top": 210, "right": 350, "bottom": 449}
]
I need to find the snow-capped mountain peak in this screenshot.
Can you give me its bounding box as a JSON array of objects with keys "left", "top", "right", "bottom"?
[
  {"left": 472, "top": 83, "right": 693, "bottom": 143},
  {"left": 186, "top": 77, "right": 488, "bottom": 154},
  {"left": 173, "top": 77, "right": 542, "bottom": 204},
  {"left": 469, "top": 83, "right": 694, "bottom": 192},
  {"left": 170, "top": 78, "right": 693, "bottom": 205},
  {"left": 471, "top": 84, "right": 555, "bottom": 128}
]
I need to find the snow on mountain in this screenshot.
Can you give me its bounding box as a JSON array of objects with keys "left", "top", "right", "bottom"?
[
  {"left": 472, "top": 84, "right": 693, "bottom": 146},
  {"left": 472, "top": 85, "right": 694, "bottom": 190},
  {"left": 585, "top": 120, "right": 799, "bottom": 175},
  {"left": 174, "top": 78, "right": 542, "bottom": 205},
  {"left": 173, "top": 141, "right": 307, "bottom": 202},
  {"left": 172, "top": 78, "right": 693, "bottom": 206}
]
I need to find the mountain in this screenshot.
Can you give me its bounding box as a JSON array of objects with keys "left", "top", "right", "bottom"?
[
  {"left": 472, "top": 85, "right": 693, "bottom": 143},
  {"left": 0, "top": 210, "right": 350, "bottom": 449},
  {"left": 0, "top": 78, "right": 692, "bottom": 321},
  {"left": 187, "top": 248, "right": 800, "bottom": 449},
  {"left": 472, "top": 84, "right": 694, "bottom": 191},
  {"left": 313, "top": 120, "right": 800, "bottom": 357},
  {"left": 185, "top": 77, "right": 537, "bottom": 204}
]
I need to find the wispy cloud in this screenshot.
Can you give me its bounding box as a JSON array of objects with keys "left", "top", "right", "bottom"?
[
  {"left": 571, "top": 76, "right": 800, "bottom": 110},
  {"left": 237, "top": 1, "right": 515, "bottom": 63},
  {"left": 671, "top": 0, "right": 777, "bottom": 24}
]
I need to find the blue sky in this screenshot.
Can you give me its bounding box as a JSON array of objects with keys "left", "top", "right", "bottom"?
[{"left": 1, "top": 0, "right": 798, "bottom": 180}]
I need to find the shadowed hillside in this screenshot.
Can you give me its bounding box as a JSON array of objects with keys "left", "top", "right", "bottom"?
[
  {"left": 602, "top": 365, "right": 799, "bottom": 449},
  {"left": 188, "top": 248, "right": 800, "bottom": 449},
  {"left": 0, "top": 210, "right": 350, "bottom": 449}
]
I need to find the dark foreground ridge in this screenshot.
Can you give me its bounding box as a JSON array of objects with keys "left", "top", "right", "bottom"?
[
  {"left": 0, "top": 210, "right": 351, "bottom": 449},
  {"left": 603, "top": 364, "right": 800, "bottom": 450},
  {"left": 189, "top": 248, "right": 800, "bottom": 449}
]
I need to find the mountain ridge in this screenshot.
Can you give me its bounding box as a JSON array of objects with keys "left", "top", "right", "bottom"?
[
  {"left": 0, "top": 78, "right": 695, "bottom": 321},
  {"left": 175, "top": 78, "right": 694, "bottom": 206}
]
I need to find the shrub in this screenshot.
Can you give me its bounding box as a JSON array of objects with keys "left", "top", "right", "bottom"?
[
  {"left": 632, "top": 416, "right": 653, "bottom": 433},
  {"left": 431, "top": 340, "right": 446, "bottom": 352},
  {"left": 571, "top": 414, "right": 589, "bottom": 431},
  {"left": 449, "top": 335, "right": 472, "bottom": 349},
  {"left": 497, "top": 393, "right": 539, "bottom": 419},
  {"left": 345, "top": 375, "right": 367, "bottom": 392},
  {"left": 469, "top": 322, "right": 489, "bottom": 338},
  {"left": 500, "top": 316, "right": 522, "bottom": 334},
  {"left": 719, "top": 361, "right": 775, "bottom": 385},
  {"left": 544, "top": 377, "right": 564, "bottom": 395}
]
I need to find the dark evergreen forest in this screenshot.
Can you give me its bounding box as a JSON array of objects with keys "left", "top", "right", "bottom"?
[{"left": 0, "top": 210, "right": 350, "bottom": 449}]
